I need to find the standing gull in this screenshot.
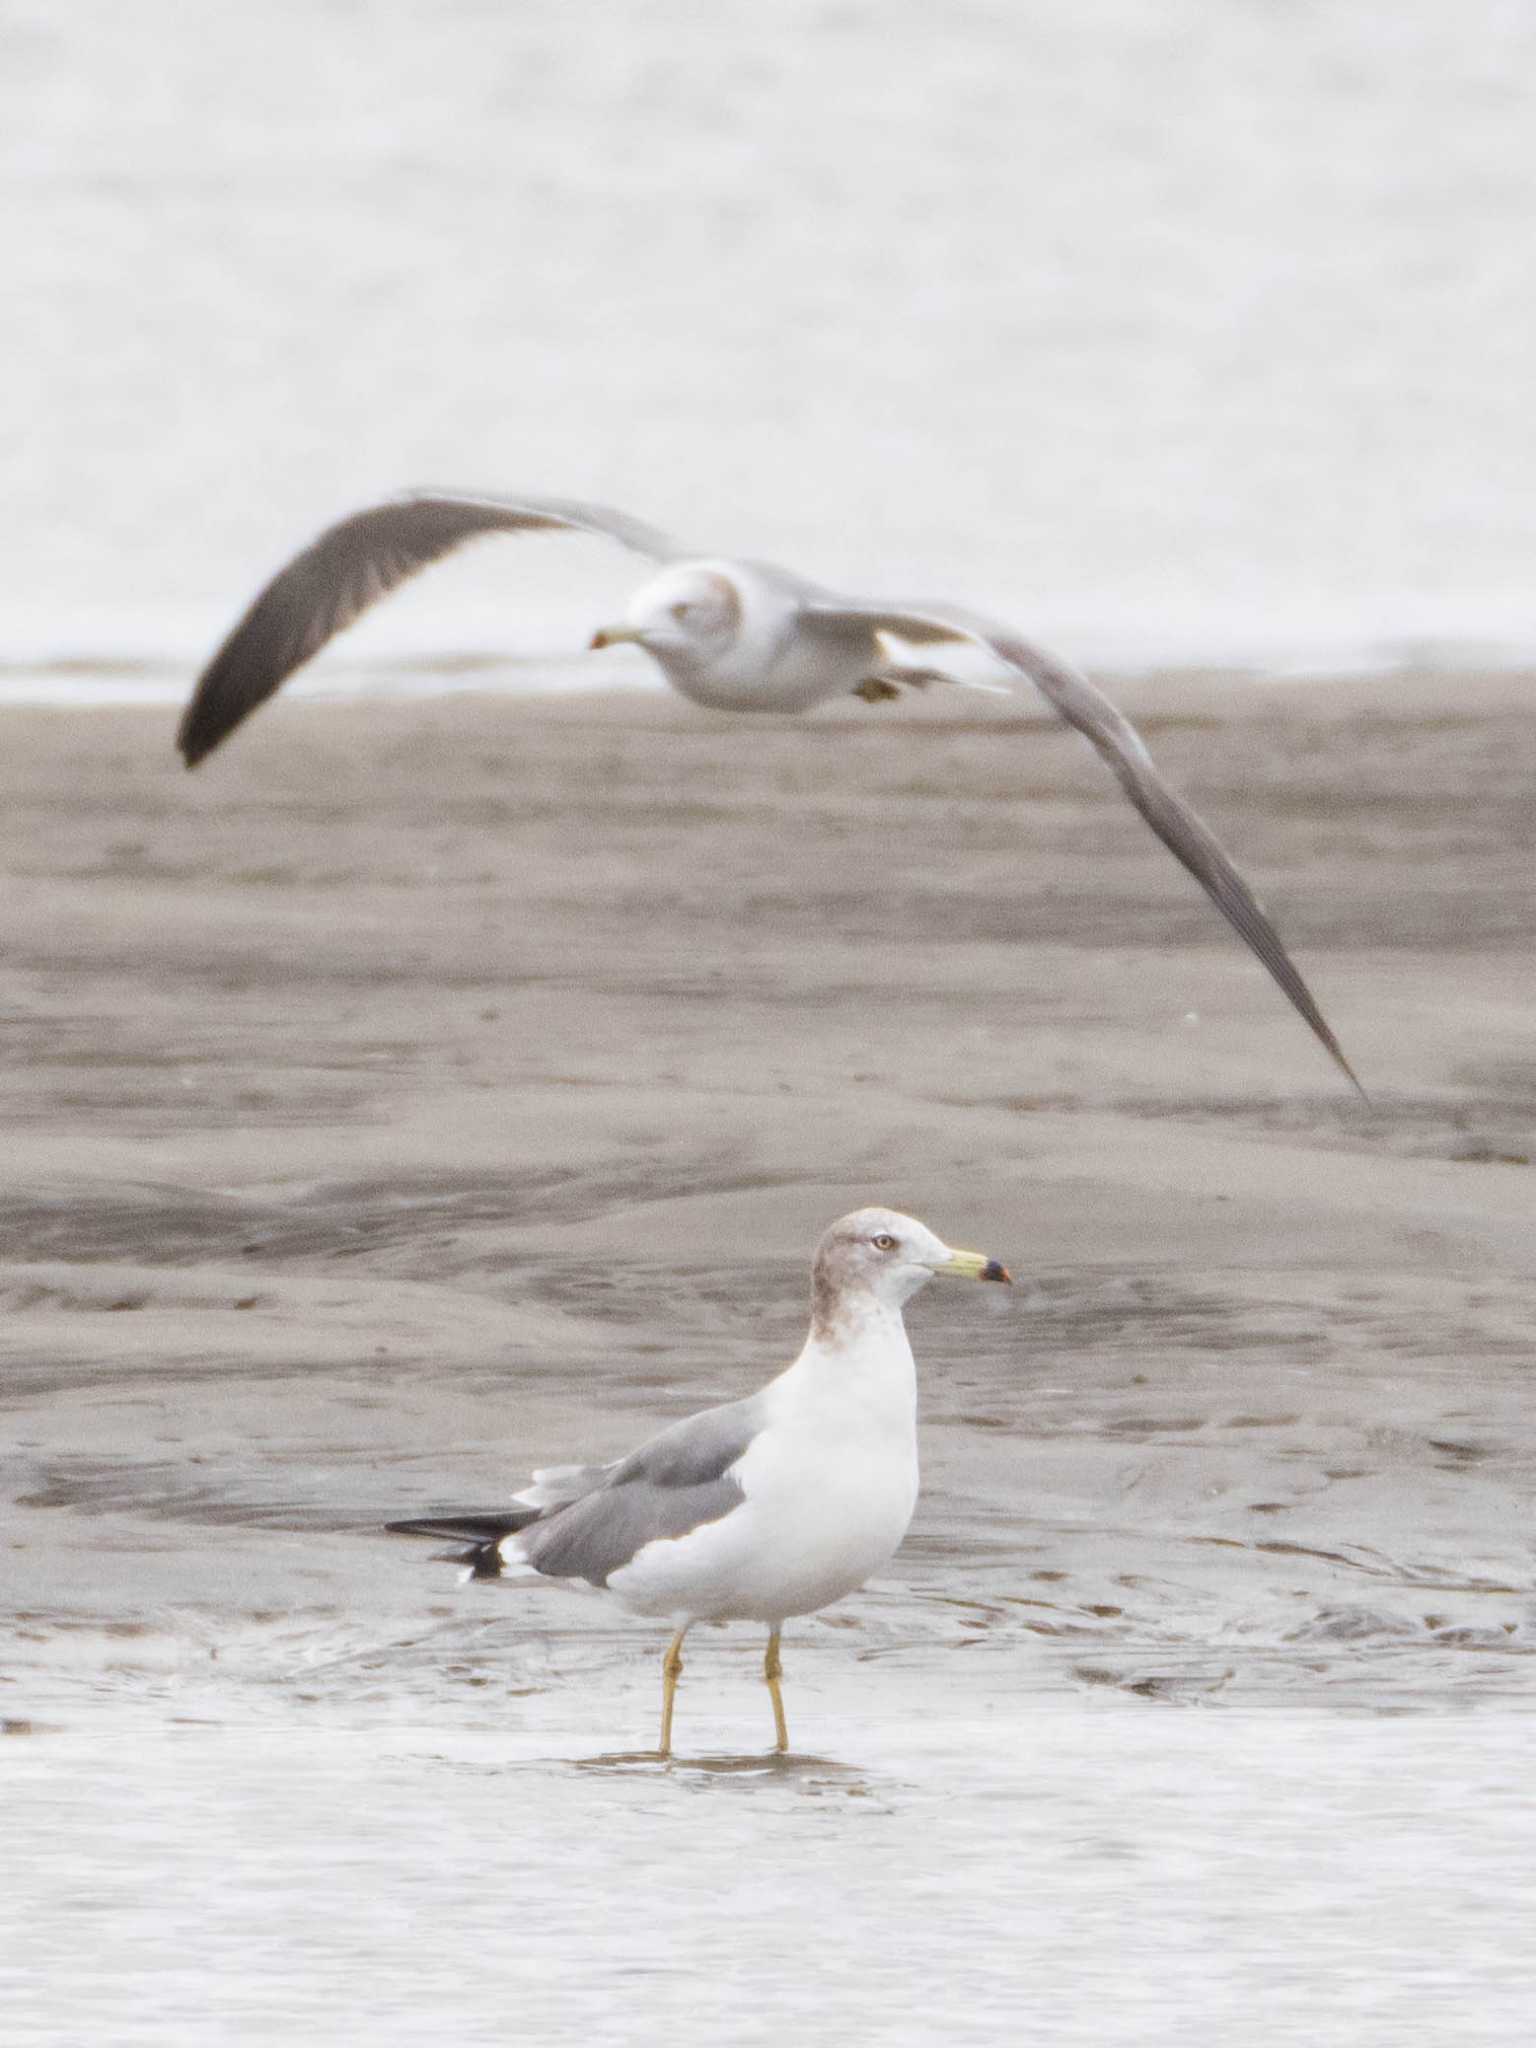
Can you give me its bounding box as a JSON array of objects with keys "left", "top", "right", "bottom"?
[
  {"left": 387, "top": 1207, "right": 1010, "bottom": 1757},
  {"left": 177, "top": 489, "right": 1361, "bottom": 1091}
]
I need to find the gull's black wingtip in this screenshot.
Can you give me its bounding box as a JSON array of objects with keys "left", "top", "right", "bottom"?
[
  {"left": 1292, "top": 1012, "right": 1367, "bottom": 1104},
  {"left": 176, "top": 681, "right": 249, "bottom": 768},
  {"left": 175, "top": 699, "right": 217, "bottom": 770},
  {"left": 1336, "top": 1049, "right": 1371, "bottom": 1107},
  {"left": 1307, "top": 1009, "right": 1368, "bottom": 1104},
  {"left": 387, "top": 1509, "right": 540, "bottom": 1582}
]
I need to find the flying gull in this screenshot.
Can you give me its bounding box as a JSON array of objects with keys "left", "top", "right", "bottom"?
[
  {"left": 388, "top": 1206, "right": 1010, "bottom": 1758},
  {"left": 177, "top": 489, "right": 1361, "bottom": 1091}
]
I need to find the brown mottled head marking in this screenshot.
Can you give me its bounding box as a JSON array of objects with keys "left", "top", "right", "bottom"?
[
  {"left": 687, "top": 570, "right": 742, "bottom": 640},
  {"left": 628, "top": 565, "right": 743, "bottom": 650},
  {"left": 811, "top": 1223, "right": 864, "bottom": 1343},
  {"left": 808, "top": 1206, "right": 955, "bottom": 1344}
]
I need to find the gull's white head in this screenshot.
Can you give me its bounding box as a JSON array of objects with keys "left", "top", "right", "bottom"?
[
  {"left": 590, "top": 566, "right": 743, "bottom": 663},
  {"left": 811, "top": 1206, "right": 1010, "bottom": 1336}
]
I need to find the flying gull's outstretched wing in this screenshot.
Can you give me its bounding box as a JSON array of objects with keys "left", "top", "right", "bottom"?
[
  {"left": 178, "top": 491, "right": 685, "bottom": 766},
  {"left": 801, "top": 598, "right": 1364, "bottom": 1096}
]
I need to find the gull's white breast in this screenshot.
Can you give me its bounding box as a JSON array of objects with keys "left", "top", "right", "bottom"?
[
  {"left": 606, "top": 1321, "right": 920, "bottom": 1626},
  {"left": 657, "top": 559, "right": 858, "bottom": 714}
]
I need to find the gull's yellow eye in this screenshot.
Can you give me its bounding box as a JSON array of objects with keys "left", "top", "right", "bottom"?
[{"left": 872, "top": 1233, "right": 898, "bottom": 1252}]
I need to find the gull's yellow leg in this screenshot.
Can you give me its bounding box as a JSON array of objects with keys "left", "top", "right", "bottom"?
[
  {"left": 658, "top": 1627, "right": 689, "bottom": 1758},
  {"left": 763, "top": 1627, "right": 789, "bottom": 1753}
]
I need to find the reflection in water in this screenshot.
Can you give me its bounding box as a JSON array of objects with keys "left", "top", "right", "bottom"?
[
  {"left": 13, "top": 1714, "right": 1536, "bottom": 2043},
  {"left": 572, "top": 1749, "right": 874, "bottom": 1789}
]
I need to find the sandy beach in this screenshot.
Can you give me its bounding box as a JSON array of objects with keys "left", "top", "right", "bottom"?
[{"left": 4, "top": 673, "right": 1534, "bottom": 2043}]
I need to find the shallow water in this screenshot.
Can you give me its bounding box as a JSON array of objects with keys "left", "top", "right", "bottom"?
[{"left": 10, "top": 1713, "right": 1536, "bottom": 2047}]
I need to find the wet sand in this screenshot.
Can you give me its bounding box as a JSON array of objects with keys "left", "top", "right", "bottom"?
[{"left": 4, "top": 675, "right": 1535, "bottom": 2042}]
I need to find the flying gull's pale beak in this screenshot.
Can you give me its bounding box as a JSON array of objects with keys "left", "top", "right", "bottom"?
[
  {"left": 932, "top": 1248, "right": 1012, "bottom": 1284},
  {"left": 590, "top": 624, "right": 646, "bottom": 650}
]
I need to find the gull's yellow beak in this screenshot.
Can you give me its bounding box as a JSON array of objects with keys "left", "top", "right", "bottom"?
[
  {"left": 932, "top": 1248, "right": 1011, "bottom": 1284},
  {"left": 589, "top": 624, "right": 645, "bottom": 650}
]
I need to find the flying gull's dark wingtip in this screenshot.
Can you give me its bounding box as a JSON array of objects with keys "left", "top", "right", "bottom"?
[
  {"left": 176, "top": 693, "right": 224, "bottom": 770},
  {"left": 1334, "top": 1049, "right": 1371, "bottom": 1107}
]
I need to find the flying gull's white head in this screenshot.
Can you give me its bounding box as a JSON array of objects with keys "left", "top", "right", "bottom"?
[
  {"left": 589, "top": 560, "right": 811, "bottom": 709},
  {"left": 593, "top": 563, "right": 743, "bottom": 658}
]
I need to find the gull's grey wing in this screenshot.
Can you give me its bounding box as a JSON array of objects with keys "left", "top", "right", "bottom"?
[
  {"left": 800, "top": 599, "right": 1363, "bottom": 1096},
  {"left": 517, "top": 1394, "right": 762, "bottom": 1588},
  {"left": 384, "top": 1395, "right": 758, "bottom": 1584},
  {"left": 177, "top": 490, "right": 686, "bottom": 766},
  {"left": 512, "top": 1460, "right": 619, "bottom": 1512}
]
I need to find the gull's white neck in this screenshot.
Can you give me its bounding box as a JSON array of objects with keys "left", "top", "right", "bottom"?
[
  {"left": 650, "top": 558, "right": 846, "bottom": 713},
  {"left": 773, "top": 1292, "right": 918, "bottom": 1433}
]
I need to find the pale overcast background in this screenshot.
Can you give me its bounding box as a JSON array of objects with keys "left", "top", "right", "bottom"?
[{"left": 4, "top": 0, "right": 1534, "bottom": 677}]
